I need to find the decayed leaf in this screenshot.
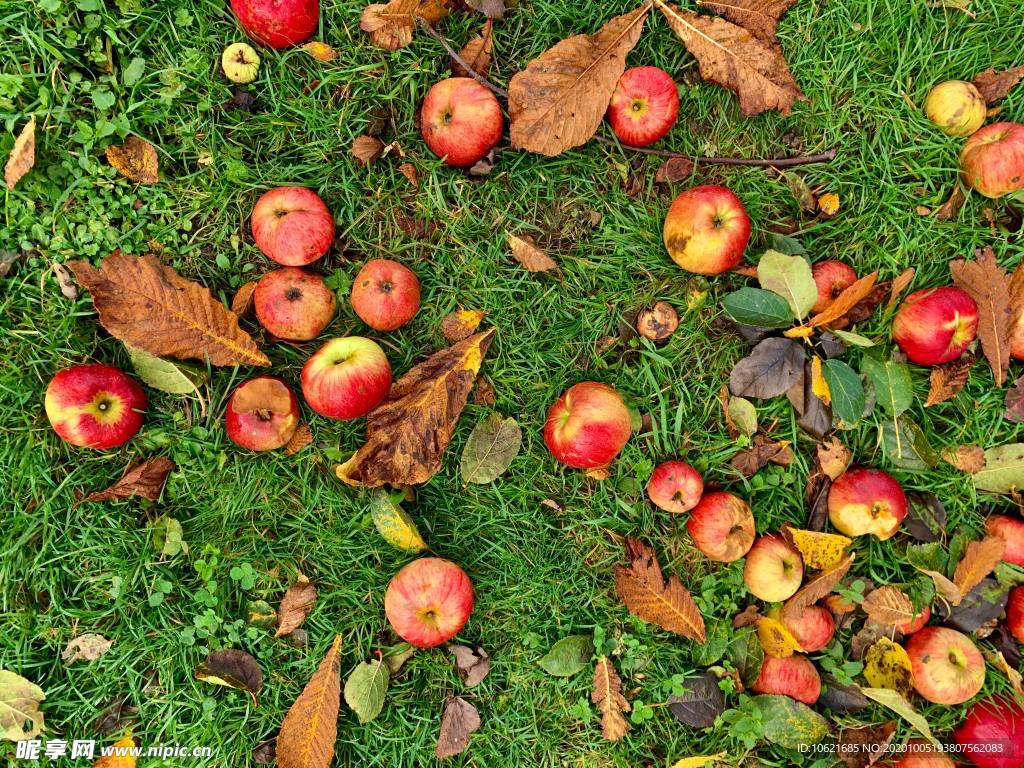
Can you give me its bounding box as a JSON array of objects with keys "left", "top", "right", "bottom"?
[
  {"left": 886, "top": 268, "right": 916, "bottom": 311},
  {"left": 918, "top": 568, "right": 961, "bottom": 607},
  {"left": 352, "top": 135, "right": 386, "bottom": 166},
  {"left": 284, "top": 423, "right": 313, "bottom": 456},
  {"left": 730, "top": 434, "right": 792, "bottom": 477},
  {"left": 68, "top": 252, "right": 268, "bottom": 367},
  {"left": 657, "top": 2, "right": 805, "bottom": 116},
  {"left": 974, "top": 443, "right": 1024, "bottom": 493},
  {"left": 591, "top": 656, "right": 630, "bottom": 741},
  {"left": 986, "top": 649, "right": 1024, "bottom": 696},
  {"left": 726, "top": 395, "right": 758, "bottom": 437},
  {"left": 507, "top": 6, "right": 649, "bottom": 156},
  {"left": 52, "top": 262, "right": 78, "bottom": 301},
  {"left": 442, "top": 309, "right": 487, "bottom": 342},
  {"left": 399, "top": 162, "right": 418, "bottom": 187},
  {"left": 755, "top": 616, "right": 802, "bottom": 657},
  {"left": 972, "top": 65, "right": 1024, "bottom": 103},
  {"left": 836, "top": 722, "right": 897, "bottom": 768},
  {"left": 460, "top": 413, "right": 522, "bottom": 484},
  {"left": 729, "top": 337, "right": 805, "bottom": 399},
  {"left": 925, "top": 354, "right": 974, "bottom": 407},
  {"left": 93, "top": 736, "right": 138, "bottom": 768},
  {"left": 668, "top": 671, "right": 726, "bottom": 728},
  {"left": 861, "top": 586, "right": 915, "bottom": 626},
  {"left": 302, "top": 41, "right": 338, "bottom": 62},
  {"left": 863, "top": 638, "right": 913, "bottom": 697},
  {"left": 277, "top": 636, "right": 342, "bottom": 768},
  {"left": 106, "top": 136, "right": 158, "bottom": 184},
  {"left": 655, "top": 156, "right": 696, "bottom": 183},
  {"left": 953, "top": 536, "right": 1006, "bottom": 596},
  {"left": 382, "top": 643, "right": 417, "bottom": 675},
  {"left": 336, "top": 330, "right": 495, "bottom": 487},
  {"left": 508, "top": 233, "right": 558, "bottom": 273},
  {"left": 153, "top": 514, "right": 188, "bottom": 556},
  {"left": 614, "top": 538, "right": 706, "bottom": 641},
  {"left": 453, "top": 20, "right": 493, "bottom": 78},
  {"left": 436, "top": 696, "right": 480, "bottom": 758},
  {"left": 194, "top": 649, "right": 264, "bottom": 700},
  {"left": 360, "top": 0, "right": 452, "bottom": 51},
  {"left": 808, "top": 272, "right": 879, "bottom": 328},
  {"left": 370, "top": 489, "right": 427, "bottom": 552},
  {"left": 275, "top": 574, "right": 317, "bottom": 638},
  {"left": 5, "top": 115, "right": 35, "bottom": 191},
  {"left": 936, "top": 185, "right": 967, "bottom": 221},
  {"left": 950, "top": 247, "right": 1012, "bottom": 386},
  {"left": 783, "top": 527, "right": 852, "bottom": 570},
  {"left": 942, "top": 445, "right": 986, "bottom": 474},
  {"left": 817, "top": 437, "right": 852, "bottom": 480},
  {"left": 781, "top": 552, "right": 854, "bottom": 621},
  {"left": 670, "top": 754, "right": 727, "bottom": 768},
  {"left": 231, "top": 281, "right": 257, "bottom": 317},
  {"left": 698, "top": 0, "right": 797, "bottom": 41},
  {"left": 637, "top": 301, "right": 679, "bottom": 342},
  {"left": 83, "top": 457, "right": 174, "bottom": 503},
  {"left": 0, "top": 670, "right": 45, "bottom": 740},
  {"left": 464, "top": 0, "right": 505, "bottom": 17},
  {"left": 753, "top": 694, "right": 829, "bottom": 749},
  {"left": 62, "top": 634, "right": 113, "bottom": 664},
  {"left": 448, "top": 645, "right": 490, "bottom": 687},
  {"left": 859, "top": 688, "right": 939, "bottom": 746},
  {"left": 344, "top": 660, "right": 389, "bottom": 724}
]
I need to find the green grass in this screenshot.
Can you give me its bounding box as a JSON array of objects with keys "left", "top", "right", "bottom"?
[{"left": 2, "top": 0, "right": 1024, "bottom": 765}]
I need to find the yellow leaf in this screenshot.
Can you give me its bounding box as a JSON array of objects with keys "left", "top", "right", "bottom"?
[
  {"left": 106, "top": 136, "right": 159, "bottom": 184},
  {"left": 863, "top": 637, "right": 914, "bottom": 698},
  {"left": 784, "top": 527, "right": 852, "bottom": 570},
  {"left": 783, "top": 325, "right": 814, "bottom": 339},
  {"left": 818, "top": 192, "right": 840, "bottom": 216},
  {"left": 4, "top": 115, "right": 35, "bottom": 191},
  {"left": 671, "top": 754, "right": 727, "bottom": 768},
  {"left": 810, "top": 355, "right": 830, "bottom": 405},
  {"left": 93, "top": 737, "right": 137, "bottom": 768},
  {"left": 756, "top": 616, "right": 802, "bottom": 657},
  {"left": 370, "top": 490, "right": 427, "bottom": 552},
  {"left": 302, "top": 41, "right": 338, "bottom": 61},
  {"left": 441, "top": 309, "right": 487, "bottom": 342}
]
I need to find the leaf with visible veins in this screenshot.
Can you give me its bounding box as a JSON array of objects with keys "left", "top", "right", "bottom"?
[
  {"left": 698, "top": 0, "right": 798, "bottom": 41},
  {"left": 614, "top": 538, "right": 706, "bottom": 641},
  {"left": 950, "top": 247, "right": 1012, "bottom": 386}
]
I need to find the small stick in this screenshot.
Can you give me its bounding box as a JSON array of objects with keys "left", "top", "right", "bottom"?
[{"left": 416, "top": 17, "right": 509, "bottom": 99}]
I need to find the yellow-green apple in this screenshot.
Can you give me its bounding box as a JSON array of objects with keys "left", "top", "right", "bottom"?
[
  {"left": 954, "top": 697, "right": 1024, "bottom": 768},
  {"left": 225, "top": 376, "right": 300, "bottom": 452},
  {"left": 892, "top": 287, "right": 979, "bottom": 366},
  {"left": 1007, "top": 586, "right": 1024, "bottom": 644},
  {"left": 384, "top": 557, "right": 474, "bottom": 648},
  {"left": 254, "top": 267, "right": 336, "bottom": 341},
  {"left": 45, "top": 363, "right": 147, "bottom": 450},
  {"left": 961, "top": 122, "right": 1024, "bottom": 199},
  {"left": 350, "top": 259, "right": 421, "bottom": 331},
  {"left": 771, "top": 605, "right": 835, "bottom": 652},
  {"left": 663, "top": 185, "right": 751, "bottom": 275},
  {"left": 743, "top": 534, "right": 804, "bottom": 602},
  {"left": 827, "top": 467, "right": 907, "bottom": 540},
  {"left": 888, "top": 738, "right": 956, "bottom": 768},
  {"left": 985, "top": 515, "right": 1024, "bottom": 566},
  {"left": 906, "top": 626, "right": 985, "bottom": 705},
  {"left": 899, "top": 606, "right": 931, "bottom": 635},
  {"left": 924, "top": 80, "right": 987, "bottom": 137},
  {"left": 606, "top": 66, "right": 679, "bottom": 148},
  {"left": 686, "top": 492, "right": 756, "bottom": 562},
  {"left": 221, "top": 42, "right": 260, "bottom": 84},
  {"left": 251, "top": 186, "right": 334, "bottom": 266},
  {"left": 811, "top": 260, "right": 857, "bottom": 313},
  {"left": 300, "top": 337, "right": 391, "bottom": 420},
  {"left": 751, "top": 654, "right": 821, "bottom": 704},
  {"left": 230, "top": 0, "right": 318, "bottom": 49},
  {"left": 647, "top": 460, "right": 703, "bottom": 513},
  {"left": 543, "top": 382, "right": 631, "bottom": 469},
  {"left": 421, "top": 78, "right": 502, "bottom": 167}
]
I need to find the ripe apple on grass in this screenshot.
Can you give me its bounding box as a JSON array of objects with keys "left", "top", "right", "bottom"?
[
  {"left": 301, "top": 337, "right": 392, "bottom": 420},
  {"left": 251, "top": 186, "right": 335, "bottom": 267},
  {"left": 254, "top": 267, "right": 336, "bottom": 341},
  {"left": 770, "top": 604, "right": 834, "bottom": 652},
  {"left": 686, "top": 492, "right": 755, "bottom": 563},
  {"left": 892, "top": 287, "right": 979, "bottom": 366},
  {"left": 45, "top": 363, "right": 147, "bottom": 449},
  {"left": 961, "top": 122, "right": 1024, "bottom": 200},
  {"left": 663, "top": 185, "right": 751, "bottom": 275},
  {"left": 225, "top": 377, "right": 300, "bottom": 452},
  {"left": 827, "top": 467, "right": 907, "bottom": 540},
  {"left": 743, "top": 534, "right": 803, "bottom": 602},
  {"left": 606, "top": 66, "right": 679, "bottom": 148},
  {"left": 985, "top": 515, "right": 1024, "bottom": 566},
  {"left": 751, "top": 654, "right": 821, "bottom": 704},
  {"left": 647, "top": 460, "right": 703, "bottom": 513},
  {"left": 954, "top": 697, "right": 1024, "bottom": 768},
  {"left": 906, "top": 626, "right": 985, "bottom": 705},
  {"left": 350, "top": 259, "right": 421, "bottom": 332},
  {"left": 543, "top": 382, "right": 631, "bottom": 470},
  {"left": 221, "top": 42, "right": 260, "bottom": 84},
  {"left": 924, "top": 80, "right": 987, "bottom": 137},
  {"left": 421, "top": 78, "right": 502, "bottom": 167},
  {"left": 230, "top": 0, "right": 318, "bottom": 49},
  {"left": 1007, "top": 586, "right": 1024, "bottom": 644},
  {"left": 811, "top": 260, "right": 857, "bottom": 313},
  {"left": 385, "top": 557, "right": 474, "bottom": 648}
]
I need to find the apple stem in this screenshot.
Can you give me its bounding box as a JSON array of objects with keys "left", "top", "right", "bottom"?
[{"left": 415, "top": 16, "right": 838, "bottom": 171}]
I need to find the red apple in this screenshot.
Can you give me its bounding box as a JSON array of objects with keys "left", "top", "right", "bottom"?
[
  {"left": 899, "top": 606, "right": 931, "bottom": 635},
  {"left": 1012, "top": 307, "right": 1024, "bottom": 360},
  {"left": 350, "top": 259, "right": 421, "bottom": 332},
  {"left": 225, "top": 376, "right": 300, "bottom": 452},
  {"left": 384, "top": 557, "right": 474, "bottom": 648},
  {"left": 543, "top": 382, "right": 631, "bottom": 469},
  {"left": 647, "top": 460, "right": 703, "bottom": 513},
  {"left": 686, "top": 492, "right": 756, "bottom": 563},
  {"left": 751, "top": 654, "right": 821, "bottom": 704},
  {"left": 906, "top": 626, "right": 985, "bottom": 705},
  {"left": 892, "top": 287, "right": 979, "bottom": 366},
  {"left": 985, "top": 515, "right": 1024, "bottom": 567},
  {"left": 606, "top": 66, "right": 679, "bottom": 148},
  {"left": 811, "top": 260, "right": 857, "bottom": 313},
  {"left": 888, "top": 738, "right": 956, "bottom": 768},
  {"left": 954, "top": 697, "right": 1024, "bottom": 768},
  {"left": 230, "top": 0, "right": 318, "bottom": 49},
  {"left": 663, "top": 185, "right": 751, "bottom": 275},
  {"left": 300, "top": 337, "right": 392, "bottom": 420},
  {"left": 1007, "top": 586, "right": 1024, "bottom": 645},
  {"left": 773, "top": 605, "right": 835, "bottom": 652},
  {"left": 421, "top": 78, "right": 502, "bottom": 167},
  {"left": 827, "top": 467, "right": 907, "bottom": 540},
  {"left": 961, "top": 122, "right": 1024, "bottom": 199},
  {"left": 254, "top": 267, "right": 336, "bottom": 341},
  {"left": 45, "top": 363, "right": 147, "bottom": 450},
  {"left": 743, "top": 534, "right": 804, "bottom": 603},
  {"left": 251, "top": 186, "right": 334, "bottom": 267}
]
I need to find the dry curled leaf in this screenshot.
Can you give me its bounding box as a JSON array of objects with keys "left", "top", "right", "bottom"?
[
  {"left": 507, "top": 233, "right": 558, "bottom": 273},
  {"left": 436, "top": 696, "right": 480, "bottom": 758},
  {"left": 84, "top": 457, "right": 174, "bottom": 503},
  {"left": 360, "top": 0, "right": 452, "bottom": 50},
  {"left": 936, "top": 185, "right": 966, "bottom": 221},
  {"left": 453, "top": 20, "right": 493, "bottom": 78},
  {"left": 448, "top": 645, "right": 490, "bottom": 687},
  {"left": 655, "top": 156, "right": 696, "bottom": 183},
  {"left": 277, "top": 636, "right": 342, "bottom": 768},
  {"left": 52, "top": 262, "right": 78, "bottom": 301},
  {"left": 275, "top": 573, "right": 317, "bottom": 637},
  {"left": 972, "top": 65, "right": 1024, "bottom": 103},
  {"left": 68, "top": 252, "right": 269, "bottom": 367},
  {"left": 194, "top": 649, "right": 264, "bottom": 701},
  {"left": 781, "top": 552, "right": 854, "bottom": 621},
  {"left": 730, "top": 434, "right": 792, "bottom": 478},
  {"left": 836, "top": 722, "right": 898, "bottom": 768},
  {"left": 464, "top": 0, "right": 505, "bottom": 17},
  {"left": 592, "top": 656, "right": 630, "bottom": 741},
  {"left": 507, "top": 6, "right": 649, "bottom": 156},
  {"left": 808, "top": 272, "right": 879, "bottom": 328},
  {"left": 302, "top": 41, "right": 338, "bottom": 62},
  {"left": 337, "top": 330, "right": 495, "bottom": 487},
  {"left": 942, "top": 445, "right": 986, "bottom": 474},
  {"left": 231, "top": 281, "right": 257, "bottom": 317},
  {"left": 953, "top": 536, "right": 1006, "bottom": 597},
  {"left": 398, "top": 162, "right": 418, "bottom": 187},
  {"left": 861, "top": 586, "right": 915, "bottom": 627},
  {"left": 924, "top": 353, "right": 974, "bottom": 407},
  {"left": 950, "top": 247, "right": 1012, "bottom": 386},
  {"left": 441, "top": 309, "right": 487, "bottom": 341},
  {"left": 614, "top": 538, "right": 706, "bottom": 641},
  {"left": 5, "top": 115, "right": 35, "bottom": 191},
  {"left": 698, "top": 0, "right": 797, "bottom": 41},
  {"left": 352, "top": 135, "right": 386, "bottom": 166},
  {"left": 886, "top": 268, "right": 916, "bottom": 312},
  {"left": 285, "top": 423, "right": 313, "bottom": 456},
  {"left": 817, "top": 437, "right": 852, "bottom": 480},
  {"left": 62, "top": 633, "right": 113, "bottom": 664},
  {"left": 106, "top": 136, "right": 158, "bottom": 184}
]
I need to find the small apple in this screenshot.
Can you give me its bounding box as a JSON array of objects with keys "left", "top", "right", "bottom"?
[
  {"left": 647, "top": 460, "right": 703, "bottom": 513},
  {"left": 254, "top": 267, "right": 336, "bottom": 341},
  {"left": 743, "top": 534, "right": 804, "bottom": 603},
  {"left": 892, "top": 287, "right": 979, "bottom": 366},
  {"left": 771, "top": 605, "right": 835, "bottom": 652},
  {"left": 811, "top": 260, "right": 857, "bottom": 313},
  {"left": 751, "top": 654, "right": 821, "bottom": 705},
  {"left": 421, "top": 77, "right": 502, "bottom": 167},
  {"left": 225, "top": 376, "right": 300, "bottom": 451},
  {"left": 663, "top": 185, "right": 751, "bottom": 275},
  {"left": 251, "top": 186, "right": 335, "bottom": 267},
  {"left": 230, "top": 0, "right": 318, "bottom": 49},
  {"left": 543, "top": 382, "right": 631, "bottom": 470},
  {"left": 906, "top": 626, "right": 985, "bottom": 705},
  {"left": 827, "top": 467, "right": 907, "bottom": 540},
  {"left": 888, "top": 738, "right": 956, "bottom": 768},
  {"left": 899, "top": 605, "right": 931, "bottom": 635},
  {"left": 350, "top": 259, "right": 421, "bottom": 332},
  {"left": 300, "top": 337, "right": 392, "bottom": 420},
  {"left": 1007, "top": 586, "right": 1024, "bottom": 645},
  {"left": 221, "top": 42, "right": 260, "bottom": 84},
  {"left": 686, "top": 492, "right": 756, "bottom": 562},
  {"left": 985, "top": 515, "right": 1024, "bottom": 566},
  {"left": 384, "top": 557, "right": 474, "bottom": 648},
  {"left": 961, "top": 122, "right": 1024, "bottom": 199},
  {"left": 45, "top": 363, "right": 147, "bottom": 450},
  {"left": 954, "top": 697, "right": 1024, "bottom": 768},
  {"left": 606, "top": 66, "right": 679, "bottom": 148},
  {"left": 924, "top": 80, "right": 987, "bottom": 137}
]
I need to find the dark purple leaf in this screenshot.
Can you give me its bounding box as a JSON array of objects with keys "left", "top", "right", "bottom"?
[
  {"left": 904, "top": 492, "right": 947, "bottom": 543},
  {"left": 667, "top": 671, "right": 724, "bottom": 728},
  {"left": 730, "top": 338, "right": 806, "bottom": 399},
  {"left": 935, "top": 578, "right": 1008, "bottom": 633},
  {"left": 819, "top": 676, "right": 869, "bottom": 713}
]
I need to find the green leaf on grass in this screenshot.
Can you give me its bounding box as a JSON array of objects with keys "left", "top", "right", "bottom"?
[
  {"left": 860, "top": 687, "right": 939, "bottom": 746},
  {"left": 757, "top": 250, "right": 818, "bottom": 319},
  {"left": 727, "top": 396, "right": 758, "bottom": 436},
  {"left": 822, "top": 359, "right": 865, "bottom": 425},
  {"left": 861, "top": 357, "right": 913, "bottom": 416},
  {"left": 722, "top": 288, "right": 794, "bottom": 329},
  {"left": 126, "top": 344, "right": 205, "bottom": 395},
  {"left": 460, "top": 413, "right": 522, "bottom": 484},
  {"left": 973, "top": 443, "right": 1024, "bottom": 493},
  {"left": 537, "top": 635, "right": 594, "bottom": 677},
  {"left": 152, "top": 514, "right": 187, "bottom": 556},
  {"left": 344, "top": 660, "right": 389, "bottom": 724},
  {"left": 830, "top": 329, "right": 875, "bottom": 348},
  {"left": 751, "top": 695, "right": 828, "bottom": 749},
  {"left": 881, "top": 415, "right": 937, "bottom": 471}
]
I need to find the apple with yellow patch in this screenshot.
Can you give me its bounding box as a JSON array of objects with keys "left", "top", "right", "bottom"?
[
  {"left": 385, "top": 557, "right": 474, "bottom": 648},
  {"left": 647, "top": 460, "right": 703, "bottom": 513},
  {"left": 606, "top": 66, "right": 679, "bottom": 148},
  {"left": 686, "top": 491, "right": 755, "bottom": 562},
  {"left": 751, "top": 654, "right": 820, "bottom": 704},
  {"left": 961, "top": 122, "right": 1024, "bottom": 199},
  {"left": 663, "top": 185, "right": 751, "bottom": 275},
  {"left": 827, "top": 467, "right": 907, "bottom": 540},
  {"left": 45, "top": 363, "right": 147, "bottom": 449},
  {"left": 743, "top": 534, "right": 803, "bottom": 602},
  {"left": 892, "top": 287, "right": 978, "bottom": 366},
  {"left": 906, "top": 626, "right": 985, "bottom": 705},
  {"left": 543, "top": 382, "right": 631, "bottom": 469},
  {"left": 985, "top": 514, "right": 1024, "bottom": 566},
  {"left": 771, "top": 604, "right": 835, "bottom": 652},
  {"left": 300, "top": 337, "right": 392, "bottom": 420}
]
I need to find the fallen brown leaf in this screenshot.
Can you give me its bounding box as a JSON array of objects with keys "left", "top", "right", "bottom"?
[
  {"left": 106, "top": 136, "right": 159, "bottom": 184},
  {"left": 441, "top": 309, "right": 487, "bottom": 342},
  {"left": 447, "top": 645, "right": 490, "bottom": 687},
  {"left": 808, "top": 272, "right": 879, "bottom": 328},
  {"left": 936, "top": 185, "right": 966, "bottom": 220},
  {"left": 231, "top": 281, "right": 257, "bottom": 317},
  {"left": 950, "top": 246, "right": 1012, "bottom": 386},
  {"left": 398, "top": 162, "right": 418, "bottom": 187},
  {"left": 62, "top": 633, "right": 113, "bottom": 664},
  {"left": 464, "top": 0, "right": 505, "bottom": 17},
  {"left": 654, "top": 156, "right": 696, "bottom": 183},
  {"left": 781, "top": 552, "right": 854, "bottom": 621},
  {"left": 636, "top": 301, "right": 679, "bottom": 342},
  {"left": 473, "top": 375, "right": 496, "bottom": 405},
  {"left": 886, "top": 268, "right": 916, "bottom": 312},
  {"left": 352, "top": 135, "right": 386, "bottom": 166},
  {"left": 453, "top": 20, "right": 493, "bottom": 78},
  {"left": 942, "top": 445, "right": 986, "bottom": 473},
  {"left": 730, "top": 434, "right": 792, "bottom": 478},
  {"left": 861, "top": 586, "right": 915, "bottom": 626},
  {"left": 360, "top": 0, "right": 452, "bottom": 50},
  {"left": 953, "top": 536, "right": 1006, "bottom": 596},
  {"left": 614, "top": 538, "right": 706, "bottom": 641},
  {"left": 5, "top": 115, "right": 35, "bottom": 191},
  {"left": 508, "top": 233, "right": 559, "bottom": 272},
  {"left": 436, "top": 696, "right": 481, "bottom": 758},
  {"left": 836, "top": 721, "right": 897, "bottom": 768},
  {"left": 284, "top": 423, "right": 313, "bottom": 456},
  {"left": 972, "top": 65, "right": 1024, "bottom": 103},
  {"left": 52, "top": 262, "right": 78, "bottom": 301},
  {"left": 817, "top": 437, "right": 852, "bottom": 480},
  {"left": 84, "top": 457, "right": 174, "bottom": 503},
  {"left": 275, "top": 573, "right": 317, "bottom": 638},
  {"left": 732, "top": 604, "right": 762, "bottom": 628},
  {"left": 924, "top": 353, "right": 974, "bottom": 407},
  {"left": 592, "top": 656, "right": 630, "bottom": 741},
  {"left": 302, "top": 41, "right": 338, "bottom": 62},
  {"left": 277, "top": 636, "right": 342, "bottom": 768},
  {"left": 698, "top": 0, "right": 797, "bottom": 41}
]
